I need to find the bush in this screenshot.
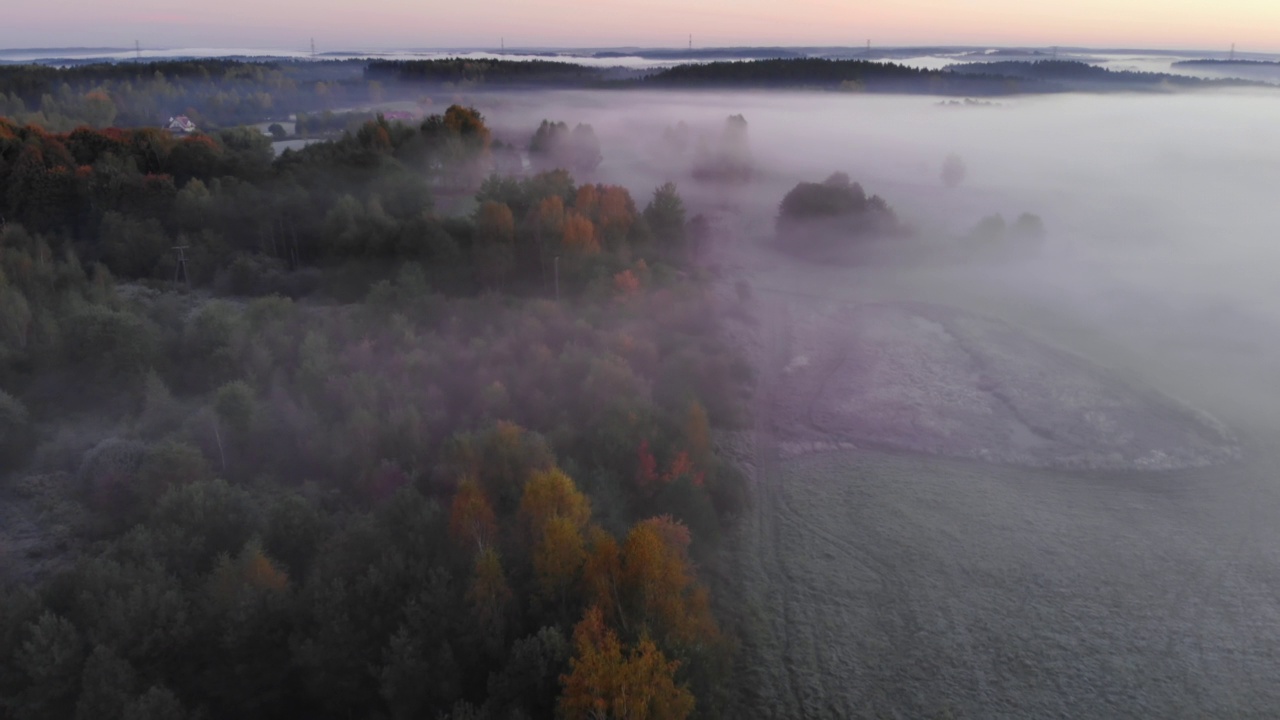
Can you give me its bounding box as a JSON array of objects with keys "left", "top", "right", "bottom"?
[
  {"left": 63, "top": 307, "right": 158, "bottom": 379},
  {"left": 136, "top": 441, "right": 212, "bottom": 505},
  {"left": 775, "top": 172, "right": 902, "bottom": 254},
  {"left": 77, "top": 438, "right": 148, "bottom": 515},
  {"left": 0, "top": 389, "right": 35, "bottom": 472}
]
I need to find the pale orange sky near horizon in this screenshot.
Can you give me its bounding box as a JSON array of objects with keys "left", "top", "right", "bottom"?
[{"left": 4, "top": 0, "right": 1278, "bottom": 53}]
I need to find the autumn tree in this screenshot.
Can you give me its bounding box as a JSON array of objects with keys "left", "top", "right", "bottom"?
[
  {"left": 449, "top": 477, "right": 499, "bottom": 552},
  {"left": 620, "top": 516, "right": 718, "bottom": 646},
  {"left": 559, "top": 606, "right": 694, "bottom": 720},
  {"left": 683, "top": 400, "right": 712, "bottom": 469},
  {"left": 474, "top": 201, "right": 516, "bottom": 288},
  {"left": 422, "top": 104, "right": 491, "bottom": 186},
  {"left": 596, "top": 185, "right": 637, "bottom": 246},
  {"left": 520, "top": 468, "right": 592, "bottom": 607},
  {"left": 582, "top": 527, "right": 623, "bottom": 625},
  {"left": 561, "top": 211, "right": 599, "bottom": 255}
]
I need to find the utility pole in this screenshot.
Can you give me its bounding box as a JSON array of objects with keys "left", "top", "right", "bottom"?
[
  {"left": 173, "top": 245, "right": 190, "bottom": 287},
  {"left": 689, "top": 34, "right": 693, "bottom": 51},
  {"left": 311, "top": 38, "right": 316, "bottom": 57}
]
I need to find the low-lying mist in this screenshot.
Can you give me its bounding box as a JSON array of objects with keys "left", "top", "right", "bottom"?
[{"left": 475, "top": 87, "right": 1280, "bottom": 422}]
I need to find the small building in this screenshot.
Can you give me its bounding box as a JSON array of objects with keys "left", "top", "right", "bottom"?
[{"left": 167, "top": 116, "right": 197, "bottom": 134}]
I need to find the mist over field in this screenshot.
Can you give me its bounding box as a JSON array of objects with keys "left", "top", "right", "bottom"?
[{"left": 472, "top": 86, "right": 1280, "bottom": 715}]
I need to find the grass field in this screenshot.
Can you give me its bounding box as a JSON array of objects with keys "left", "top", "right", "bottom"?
[{"left": 711, "top": 215, "right": 1280, "bottom": 718}]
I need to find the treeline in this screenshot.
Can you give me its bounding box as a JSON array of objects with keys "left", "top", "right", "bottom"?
[
  {"left": 1173, "top": 58, "right": 1280, "bottom": 67},
  {"left": 0, "top": 103, "right": 749, "bottom": 719},
  {"left": 948, "top": 59, "right": 1262, "bottom": 90},
  {"left": 365, "top": 59, "right": 619, "bottom": 88},
  {"left": 0, "top": 59, "right": 372, "bottom": 131},
  {"left": 640, "top": 58, "right": 1019, "bottom": 94},
  {"left": 0, "top": 106, "right": 694, "bottom": 298}
]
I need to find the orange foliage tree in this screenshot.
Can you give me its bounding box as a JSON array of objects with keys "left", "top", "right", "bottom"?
[
  {"left": 574, "top": 184, "right": 599, "bottom": 218},
  {"left": 620, "top": 516, "right": 718, "bottom": 645},
  {"left": 475, "top": 201, "right": 516, "bottom": 245},
  {"left": 559, "top": 606, "right": 695, "bottom": 720},
  {"left": 613, "top": 269, "right": 642, "bottom": 300},
  {"left": 583, "top": 526, "right": 623, "bottom": 625},
  {"left": 596, "top": 185, "right": 637, "bottom": 244},
  {"left": 562, "top": 211, "right": 600, "bottom": 255},
  {"left": 206, "top": 540, "right": 289, "bottom": 610}
]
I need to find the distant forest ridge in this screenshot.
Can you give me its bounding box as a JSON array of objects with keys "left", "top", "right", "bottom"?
[
  {"left": 0, "top": 56, "right": 1273, "bottom": 132},
  {"left": 946, "top": 59, "right": 1257, "bottom": 87},
  {"left": 1173, "top": 58, "right": 1280, "bottom": 67},
  {"left": 365, "top": 57, "right": 1270, "bottom": 93}
]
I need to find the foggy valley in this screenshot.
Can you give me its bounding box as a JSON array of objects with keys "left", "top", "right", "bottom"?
[{"left": 3, "top": 37, "right": 1280, "bottom": 720}]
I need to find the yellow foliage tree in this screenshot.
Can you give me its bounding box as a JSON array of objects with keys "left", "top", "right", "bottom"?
[
  {"left": 533, "top": 515, "right": 587, "bottom": 602},
  {"left": 583, "top": 526, "right": 623, "bottom": 625},
  {"left": 559, "top": 606, "right": 695, "bottom": 720},
  {"left": 518, "top": 467, "right": 591, "bottom": 541}
]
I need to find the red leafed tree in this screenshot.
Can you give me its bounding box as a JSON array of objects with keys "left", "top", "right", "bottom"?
[
  {"left": 636, "top": 440, "right": 659, "bottom": 493},
  {"left": 663, "top": 451, "right": 704, "bottom": 488}
]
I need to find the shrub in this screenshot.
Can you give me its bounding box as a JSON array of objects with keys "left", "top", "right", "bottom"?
[{"left": 0, "top": 389, "right": 35, "bottom": 472}]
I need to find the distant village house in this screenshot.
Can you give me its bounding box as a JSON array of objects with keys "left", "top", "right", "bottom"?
[{"left": 167, "top": 115, "right": 197, "bottom": 134}]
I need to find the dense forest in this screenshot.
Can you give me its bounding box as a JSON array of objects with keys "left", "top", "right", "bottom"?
[
  {"left": 0, "top": 100, "right": 751, "bottom": 719},
  {"left": 640, "top": 58, "right": 1023, "bottom": 93},
  {"left": 0, "top": 59, "right": 371, "bottom": 131},
  {"left": 364, "top": 59, "right": 627, "bottom": 88}
]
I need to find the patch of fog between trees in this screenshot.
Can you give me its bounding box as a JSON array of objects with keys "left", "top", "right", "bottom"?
[{"left": 472, "top": 88, "right": 1280, "bottom": 435}]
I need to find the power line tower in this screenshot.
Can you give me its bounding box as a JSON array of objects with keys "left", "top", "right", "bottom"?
[
  {"left": 1230, "top": 43, "right": 1236, "bottom": 61},
  {"left": 172, "top": 246, "right": 190, "bottom": 287}
]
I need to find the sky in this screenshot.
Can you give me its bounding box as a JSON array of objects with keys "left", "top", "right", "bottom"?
[{"left": 4, "top": 0, "right": 1279, "bottom": 53}]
